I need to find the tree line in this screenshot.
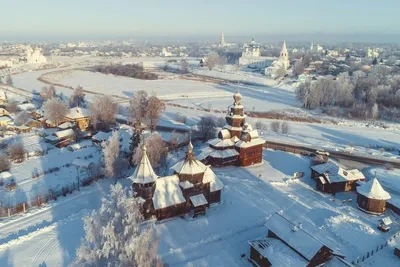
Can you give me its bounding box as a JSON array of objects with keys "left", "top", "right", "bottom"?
[{"left": 92, "top": 64, "right": 158, "bottom": 80}]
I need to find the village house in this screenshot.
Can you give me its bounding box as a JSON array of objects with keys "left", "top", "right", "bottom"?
[
  {"left": 0, "top": 108, "right": 9, "bottom": 117},
  {"left": 248, "top": 212, "right": 341, "bottom": 267},
  {"left": 0, "top": 91, "right": 7, "bottom": 103},
  {"left": 356, "top": 178, "right": 391, "bottom": 215},
  {"left": 130, "top": 142, "right": 223, "bottom": 221},
  {"left": 63, "top": 107, "right": 90, "bottom": 131},
  {"left": 0, "top": 116, "right": 12, "bottom": 127},
  {"left": 310, "top": 162, "right": 365, "bottom": 194},
  {"left": 198, "top": 91, "right": 264, "bottom": 167}
]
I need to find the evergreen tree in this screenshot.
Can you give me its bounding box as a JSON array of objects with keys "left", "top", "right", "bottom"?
[
  {"left": 379, "top": 58, "right": 383, "bottom": 63},
  {"left": 345, "top": 53, "right": 350, "bottom": 60},
  {"left": 372, "top": 57, "right": 378, "bottom": 65},
  {"left": 129, "top": 129, "right": 141, "bottom": 164}
]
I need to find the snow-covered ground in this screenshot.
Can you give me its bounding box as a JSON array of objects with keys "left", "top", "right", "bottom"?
[{"left": 1, "top": 149, "right": 399, "bottom": 266}]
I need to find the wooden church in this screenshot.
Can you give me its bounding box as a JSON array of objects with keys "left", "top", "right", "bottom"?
[
  {"left": 198, "top": 91, "right": 265, "bottom": 167},
  {"left": 130, "top": 142, "right": 224, "bottom": 220}
]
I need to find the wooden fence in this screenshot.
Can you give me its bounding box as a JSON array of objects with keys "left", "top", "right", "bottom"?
[{"left": 0, "top": 176, "right": 101, "bottom": 218}]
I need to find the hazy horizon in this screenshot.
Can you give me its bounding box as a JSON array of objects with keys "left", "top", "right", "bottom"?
[{"left": 1, "top": 0, "right": 400, "bottom": 43}]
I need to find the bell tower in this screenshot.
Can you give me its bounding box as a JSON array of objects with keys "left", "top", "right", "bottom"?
[{"left": 225, "top": 91, "right": 246, "bottom": 138}]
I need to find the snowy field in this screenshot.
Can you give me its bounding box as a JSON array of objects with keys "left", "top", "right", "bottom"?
[{"left": 1, "top": 149, "right": 400, "bottom": 266}]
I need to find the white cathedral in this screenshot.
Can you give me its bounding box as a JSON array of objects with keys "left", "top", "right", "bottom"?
[
  {"left": 238, "top": 38, "right": 273, "bottom": 69},
  {"left": 26, "top": 46, "right": 47, "bottom": 64},
  {"left": 264, "top": 41, "right": 290, "bottom": 78}
]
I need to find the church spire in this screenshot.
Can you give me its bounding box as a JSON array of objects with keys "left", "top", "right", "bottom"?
[{"left": 129, "top": 143, "right": 157, "bottom": 184}]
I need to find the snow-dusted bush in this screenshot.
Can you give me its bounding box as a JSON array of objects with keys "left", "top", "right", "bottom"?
[
  {"left": 42, "top": 98, "right": 68, "bottom": 126},
  {"left": 198, "top": 116, "right": 217, "bottom": 140},
  {"left": 281, "top": 122, "right": 290, "bottom": 134},
  {"left": 72, "top": 183, "right": 162, "bottom": 267},
  {"left": 89, "top": 95, "right": 117, "bottom": 129},
  {"left": 14, "top": 111, "right": 30, "bottom": 126},
  {"left": 69, "top": 86, "right": 86, "bottom": 108},
  {"left": 0, "top": 153, "right": 10, "bottom": 172}
]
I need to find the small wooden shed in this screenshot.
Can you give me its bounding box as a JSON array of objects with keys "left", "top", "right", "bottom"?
[{"left": 356, "top": 178, "right": 391, "bottom": 215}]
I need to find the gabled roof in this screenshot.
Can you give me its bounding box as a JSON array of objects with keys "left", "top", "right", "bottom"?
[
  {"left": 265, "top": 212, "right": 333, "bottom": 261},
  {"left": 208, "top": 138, "right": 235, "bottom": 148},
  {"left": 152, "top": 175, "right": 186, "bottom": 210},
  {"left": 171, "top": 141, "right": 207, "bottom": 175},
  {"left": 356, "top": 178, "right": 391, "bottom": 200},
  {"left": 248, "top": 238, "right": 308, "bottom": 266},
  {"left": 129, "top": 145, "right": 158, "bottom": 184},
  {"left": 235, "top": 138, "right": 265, "bottom": 148},
  {"left": 311, "top": 162, "right": 364, "bottom": 183},
  {"left": 197, "top": 146, "right": 239, "bottom": 160},
  {"left": 203, "top": 166, "right": 224, "bottom": 192},
  {"left": 189, "top": 194, "right": 208, "bottom": 207},
  {"left": 65, "top": 107, "right": 89, "bottom": 119},
  {"left": 54, "top": 128, "right": 74, "bottom": 139}
]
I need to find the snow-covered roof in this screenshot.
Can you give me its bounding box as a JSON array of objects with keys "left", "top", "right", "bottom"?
[
  {"left": 92, "top": 131, "right": 112, "bottom": 142},
  {"left": 189, "top": 194, "right": 208, "bottom": 207},
  {"left": 68, "top": 140, "right": 93, "bottom": 151},
  {"left": 380, "top": 217, "right": 392, "bottom": 226},
  {"left": 179, "top": 180, "right": 194, "bottom": 189},
  {"left": 265, "top": 213, "right": 332, "bottom": 261},
  {"left": 45, "top": 135, "right": 58, "bottom": 141},
  {"left": 65, "top": 107, "right": 89, "bottom": 119},
  {"left": 58, "top": 122, "right": 74, "bottom": 130},
  {"left": 171, "top": 142, "right": 207, "bottom": 175},
  {"left": 219, "top": 129, "right": 231, "bottom": 139},
  {"left": 311, "top": 162, "right": 364, "bottom": 183},
  {"left": 235, "top": 138, "right": 265, "bottom": 148},
  {"left": 231, "top": 136, "right": 240, "bottom": 142},
  {"left": 248, "top": 238, "right": 308, "bottom": 267},
  {"left": 135, "top": 197, "right": 146, "bottom": 204},
  {"left": 203, "top": 167, "right": 224, "bottom": 192},
  {"left": 208, "top": 138, "right": 235, "bottom": 148},
  {"left": 0, "top": 116, "right": 11, "bottom": 122},
  {"left": 356, "top": 178, "right": 391, "bottom": 200},
  {"left": 129, "top": 145, "right": 158, "bottom": 184},
  {"left": 318, "top": 176, "right": 326, "bottom": 185},
  {"left": 197, "top": 147, "right": 239, "bottom": 160},
  {"left": 54, "top": 128, "right": 74, "bottom": 139},
  {"left": 0, "top": 171, "right": 12, "bottom": 180},
  {"left": 17, "top": 103, "right": 35, "bottom": 111},
  {"left": 152, "top": 175, "right": 186, "bottom": 210}
]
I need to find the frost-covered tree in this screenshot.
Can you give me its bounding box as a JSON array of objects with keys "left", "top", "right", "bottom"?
[
  {"left": 129, "top": 129, "right": 141, "bottom": 164},
  {"left": 146, "top": 96, "right": 165, "bottom": 131},
  {"left": 72, "top": 183, "right": 162, "bottom": 267},
  {"left": 40, "top": 85, "right": 56, "bottom": 101},
  {"left": 0, "top": 153, "right": 10, "bottom": 172},
  {"left": 293, "top": 60, "right": 305, "bottom": 76},
  {"left": 6, "top": 101, "right": 18, "bottom": 113},
  {"left": 181, "top": 59, "right": 189, "bottom": 74},
  {"left": 281, "top": 122, "right": 290, "bottom": 134},
  {"left": 371, "top": 103, "right": 379, "bottom": 119},
  {"left": 89, "top": 95, "right": 117, "bottom": 129},
  {"left": 206, "top": 52, "right": 220, "bottom": 70},
  {"left": 102, "top": 131, "right": 120, "bottom": 178},
  {"left": 270, "top": 121, "right": 281, "bottom": 133},
  {"left": 132, "top": 133, "right": 167, "bottom": 168},
  {"left": 198, "top": 116, "right": 217, "bottom": 141},
  {"left": 43, "top": 98, "right": 68, "bottom": 126},
  {"left": 69, "top": 85, "right": 86, "bottom": 107},
  {"left": 8, "top": 143, "right": 25, "bottom": 163},
  {"left": 14, "top": 111, "right": 30, "bottom": 126},
  {"left": 128, "top": 90, "right": 148, "bottom": 125}
]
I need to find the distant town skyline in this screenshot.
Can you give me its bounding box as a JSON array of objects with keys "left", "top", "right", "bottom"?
[{"left": 1, "top": 0, "right": 400, "bottom": 43}]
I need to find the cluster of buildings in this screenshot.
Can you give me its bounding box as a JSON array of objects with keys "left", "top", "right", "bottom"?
[{"left": 0, "top": 45, "right": 47, "bottom": 68}]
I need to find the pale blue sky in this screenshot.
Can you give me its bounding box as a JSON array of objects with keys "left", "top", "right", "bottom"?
[{"left": 1, "top": 0, "right": 399, "bottom": 42}]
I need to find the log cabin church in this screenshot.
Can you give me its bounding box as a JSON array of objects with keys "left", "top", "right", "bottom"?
[
  {"left": 198, "top": 91, "right": 265, "bottom": 167},
  {"left": 130, "top": 142, "right": 224, "bottom": 220}
]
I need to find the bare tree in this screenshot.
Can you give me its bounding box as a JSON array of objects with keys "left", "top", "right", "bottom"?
[
  {"left": 281, "top": 122, "right": 290, "bottom": 134},
  {"left": 73, "top": 183, "right": 162, "bottom": 267},
  {"left": 198, "top": 116, "right": 217, "bottom": 140},
  {"left": 128, "top": 90, "right": 148, "bottom": 125},
  {"left": 170, "top": 130, "right": 180, "bottom": 153},
  {"left": 6, "top": 101, "right": 18, "bottom": 113},
  {"left": 0, "top": 153, "right": 10, "bottom": 172},
  {"left": 69, "top": 85, "right": 85, "bottom": 107},
  {"left": 270, "top": 121, "right": 281, "bottom": 133},
  {"left": 14, "top": 111, "right": 30, "bottom": 126},
  {"left": 89, "top": 95, "right": 117, "bottom": 129},
  {"left": 215, "top": 117, "right": 226, "bottom": 127},
  {"left": 293, "top": 60, "right": 305, "bottom": 76},
  {"left": 146, "top": 96, "right": 165, "bottom": 131},
  {"left": 8, "top": 143, "right": 25, "bottom": 163},
  {"left": 206, "top": 52, "right": 220, "bottom": 70},
  {"left": 255, "top": 121, "right": 268, "bottom": 131},
  {"left": 102, "top": 131, "right": 120, "bottom": 178},
  {"left": 132, "top": 133, "right": 167, "bottom": 168},
  {"left": 181, "top": 60, "right": 189, "bottom": 74},
  {"left": 40, "top": 85, "right": 56, "bottom": 101},
  {"left": 42, "top": 98, "right": 68, "bottom": 126},
  {"left": 6, "top": 75, "right": 13, "bottom": 86}
]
